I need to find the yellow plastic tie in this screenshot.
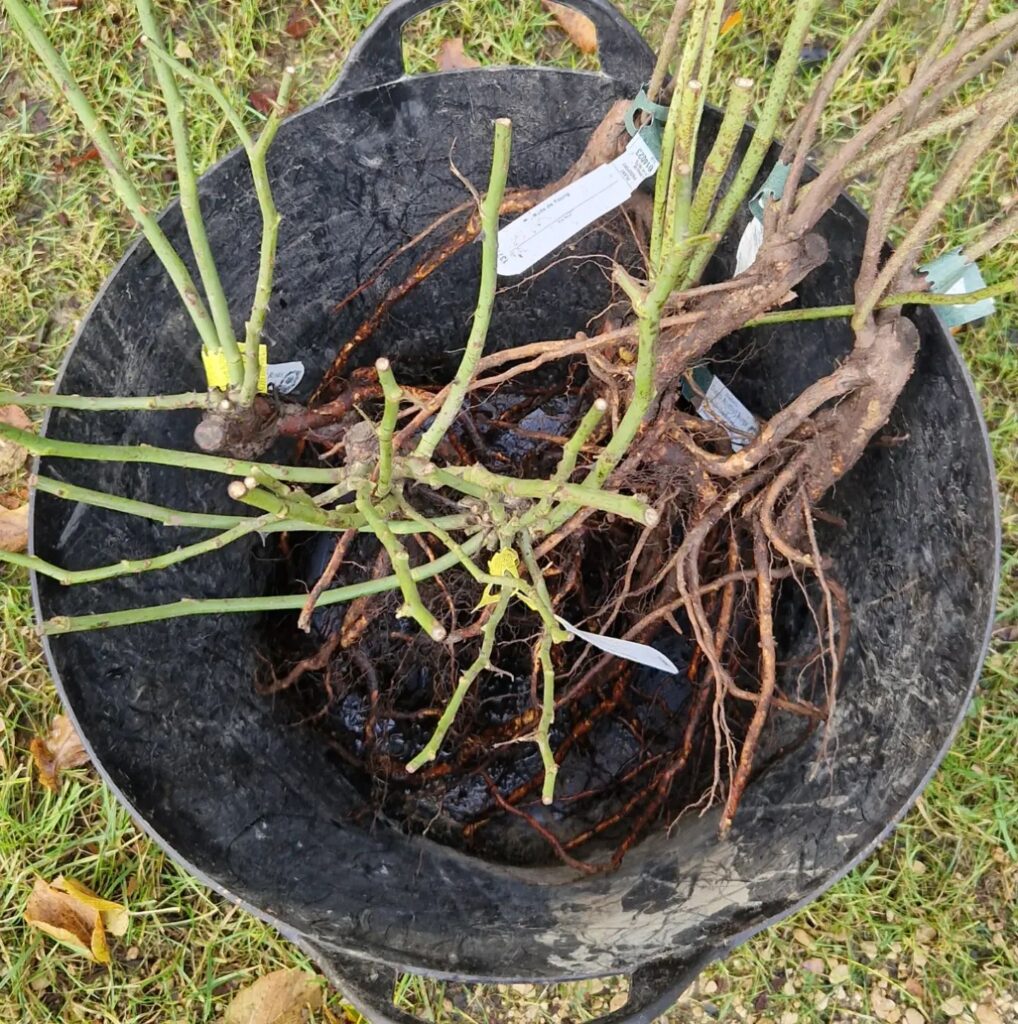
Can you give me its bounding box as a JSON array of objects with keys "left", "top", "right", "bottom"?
[{"left": 201, "top": 344, "right": 268, "bottom": 393}]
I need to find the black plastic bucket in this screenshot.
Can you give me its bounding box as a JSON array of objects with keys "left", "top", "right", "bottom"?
[{"left": 29, "top": 2, "right": 999, "bottom": 1022}]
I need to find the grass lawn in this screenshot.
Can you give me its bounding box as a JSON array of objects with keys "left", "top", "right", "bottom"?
[{"left": 0, "top": 0, "right": 1015, "bottom": 1021}]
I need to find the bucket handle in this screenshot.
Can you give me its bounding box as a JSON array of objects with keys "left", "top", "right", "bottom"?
[
  {"left": 314, "top": 947, "right": 715, "bottom": 1024},
  {"left": 323, "top": 0, "right": 654, "bottom": 98}
]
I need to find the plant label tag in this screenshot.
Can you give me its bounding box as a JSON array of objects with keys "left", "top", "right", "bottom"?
[
  {"left": 684, "top": 368, "right": 758, "bottom": 451},
  {"left": 734, "top": 216, "right": 765, "bottom": 275},
  {"left": 553, "top": 615, "right": 680, "bottom": 674},
  {"left": 266, "top": 361, "right": 305, "bottom": 395},
  {"left": 699, "top": 375, "right": 758, "bottom": 450},
  {"left": 496, "top": 133, "right": 659, "bottom": 277}
]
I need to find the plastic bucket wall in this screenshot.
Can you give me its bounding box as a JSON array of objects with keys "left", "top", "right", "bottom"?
[{"left": 29, "top": 2, "right": 999, "bottom": 1022}]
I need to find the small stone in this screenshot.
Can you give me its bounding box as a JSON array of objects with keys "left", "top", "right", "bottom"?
[
  {"left": 911, "top": 859, "right": 927, "bottom": 875},
  {"left": 941, "top": 997, "right": 967, "bottom": 1018},
  {"left": 904, "top": 1009, "right": 926, "bottom": 1024},
  {"left": 861, "top": 940, "right": 879, "bottom": 959},
  {"left": 829, "top": 963, "right": 851, "bottom": 985},
  {"left": 780, "top": 1012, "right": 798, "bottom": 1024},
  {"left": 975, "top": 1005, "right": 1003, "bottom": 1024},
  {"left": 782, "top": 980, "right": 796, "bottom": 996},
  {"left": 702, "top": 979, "right": 719, "bottom": 995},
  {"left": 126, "top": 946, "right": 140, "bottom": 960},
  {"left": 916, "top": 926, "right": 936, "bottom": 943}
]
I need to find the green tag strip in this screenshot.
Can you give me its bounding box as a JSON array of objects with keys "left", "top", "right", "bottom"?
[
  {"left": 748, "top": 162, "right": 791, "bottom": 221},
  {"left": 624, "top": 87, "right": 670, "bottom": 161},
  {"left": 919, "top": 247, "right": 996, "bottom": 330}
]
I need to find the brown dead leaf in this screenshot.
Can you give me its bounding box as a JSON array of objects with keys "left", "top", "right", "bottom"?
[
  {"left": 436, "top": 37, "right": 481, "bottom": 71},
  {"left": 224, "top": 969, "right": 323, "bottom": 1024},
  {"left": 542, "top": 0, "right": 597, "bottom": 53},
  {"left": 249, "top": 89, "right": 278, "bottom": 115},
  {"left": 285, "top": 11, "right": 316, "bottom": 39},
  {"left": 30, "top": 714, "right": 89, "bottom": 792},
  {"left": 24, "top": 876, "right": 127, "bottom": 964},
  {"left": 0, "top": 504, "right": 28, "bottom": 553},
  {"left": 0, "top": 405, "right": 32, "bottom": 475}
]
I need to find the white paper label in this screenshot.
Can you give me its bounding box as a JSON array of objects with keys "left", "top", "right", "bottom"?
[
  {"left": 734, "top": 217, "right": 764, "bottom": 275},
  {"left": 497, "top": 133, "right": 660, "bottom": 277},
  {"left": 699, "top": 376, "right": 758, "bottom": 451},
  {"left": 554, "top": 614, "right": 679, "bottom": 674},
  {"left": 266, "top": 361, "right": 305, "bottom": 394}
]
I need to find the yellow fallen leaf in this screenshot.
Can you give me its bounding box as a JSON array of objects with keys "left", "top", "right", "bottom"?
[
  {"left": 436, "top": 37, "right": 481, "bottom": 71},
  {"left": 224, "top": 968, "right": 323, "bottom": 1024},
  {"left": 53, "top": 876, "right": 129, "bottom": 937},
  {"left": 542, "top": 0, "right": 597, "bottom": 54},
  {"left": 24, "top": 876, "right": 127, "bottom": 964},
  {"left": 30, "top": 713, "right": 89, "bottom": 792},
  {"left": 720, "top": 10, "right": 744, "bottom": 36},
  {"left": 173, "top": 40, "right": 193, "bottom": 59},
  {"left": 0, "top": 405, "right": 32, "bottom": 476},
  {"left": 0, "top": 503, "right": 28, "bottom": 553}
]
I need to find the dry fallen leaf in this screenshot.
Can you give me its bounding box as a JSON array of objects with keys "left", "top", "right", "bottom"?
[
  {"left": 24, "top": 876, "right": 128, "bottom": 964},
  {"left": 30, "top": 714, "right": 89, "bottom": 792},
  {"left": 542, "top": 0, "right": 597, "bottom": 54},
  {"left": 224, "top": 969, "right": 323, "bottom": 1024},
  {"left": 940, "top": 997, "right": 967, "bottom": 1018},
  {"left": 436, "top": 37, "right": 481, "bottom": 72},
  {"left": 720, "top": 10, "right": 744, "bottom": 36},
  {"left": 0, "top": 503, "right": 28, "bottom": 553},
  {"left": 975, "top": 1004, "right": 1003, "bottom": 1024},
  {"left": 173, "top": 40, "right": 193, "bottom": 59},
  {"left": 285, "top": 11, "right": 316, "bottom": 39},
  {"left": 0, "top": 405, "right": 32, "bottom": 476},
  {"left": 249, "top": 89, "right": 278, "bottom": 115}
]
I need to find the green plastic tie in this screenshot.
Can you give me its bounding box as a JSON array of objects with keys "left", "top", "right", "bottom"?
[
  {"left": 624, "top": 87, "right": 670, "bottom": 160},
  {"left": 748, "top": 161, "right": 791, "bottom": 221},
  {"left": 919, "top": 247, "right": 996, "bottom": 330}
]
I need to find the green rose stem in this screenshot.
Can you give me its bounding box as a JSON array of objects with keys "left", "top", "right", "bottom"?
[
  {"left": 0, "top": 423, "right": 351, "bottom": 484},
  {"left": 142, "top": 42, "right": 295, "bottom": 403},
  {"left": 2, "top": 0, "right": 224, "bottom": 363},
  {"left": 415, "top": 118, "right": 512, "bottom": 460},
  {"left": 374, "top": 358, "right": 402, "bottom": 498},
  {"left": 135, "top": 0, "right": 241, "bottom": 388},
  {"left": 355, "top": 483, "right": 446, "bottom": 641},
  {"left": 39, "top": 533, "right": 488, "bottom": 635},
  {"left": 405, "top": 589, "right": 511, "bottom": 773},
  {"left": 535, "top": 632, "right": 559, "bottom": 805},
  {"left": 0, "top": 392, "right": 211, "bottom": 411}
]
